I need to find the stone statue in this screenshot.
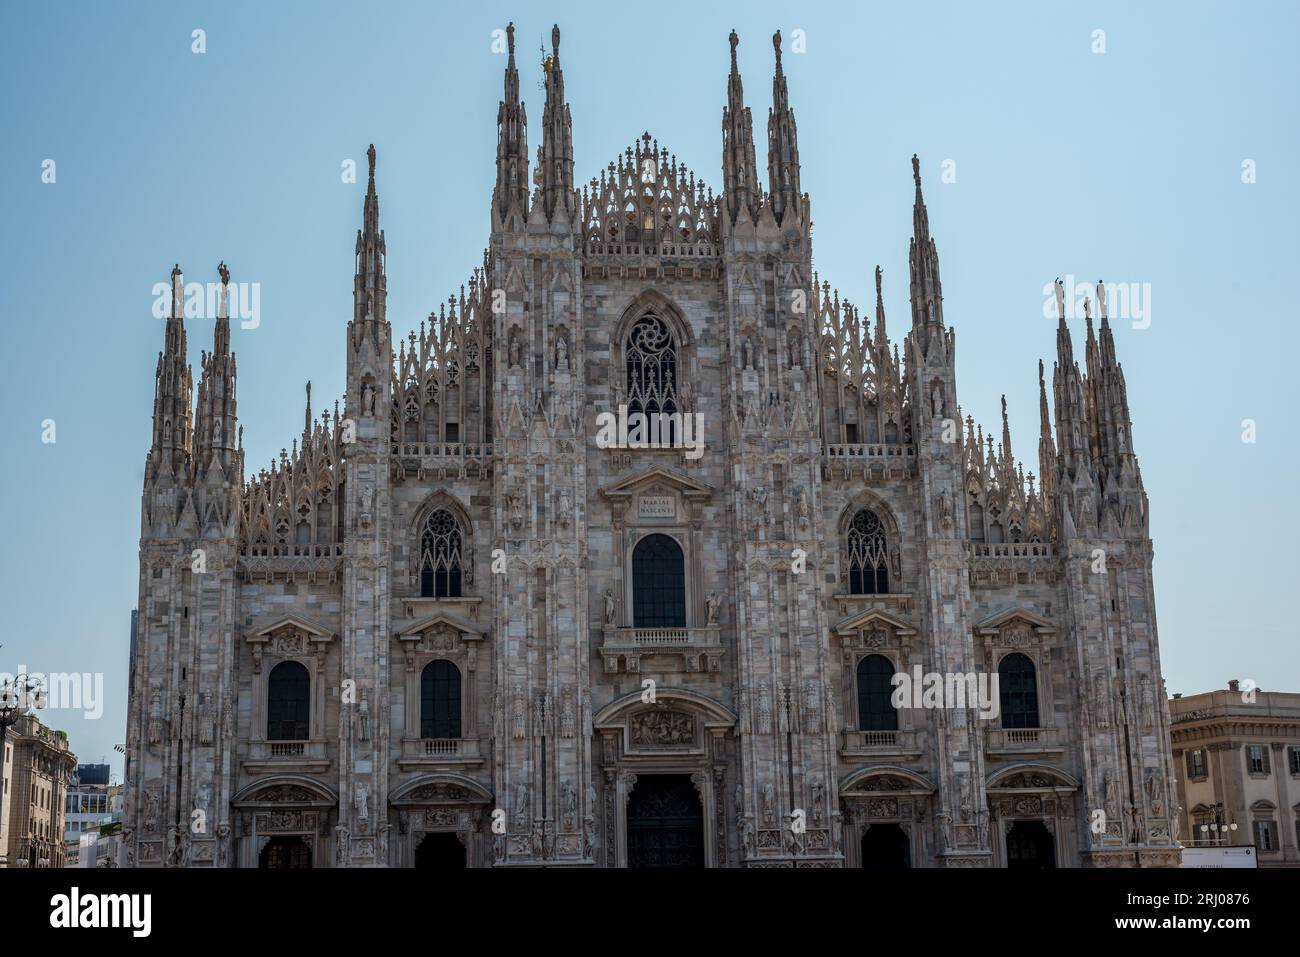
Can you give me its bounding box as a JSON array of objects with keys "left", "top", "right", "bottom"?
[
  {"left": 603, "top": 587, "right": 617, "bottom": 626},
  {"left": 705, "top": 591, "right": 720, "bottom": 625},
  {"left": 509, "top": 334, "right": 521, "bottom": 368},
  {"left": 514, "top": 783, "right": 530, "bottom": 827},
  {"left": 358, "top": 694, "right": 371, "bottom": 742},
  {"left": 354, "top": 782, "right": 370, "bottom": 821},
  {"left": 931, "top": 382, "right": 944, "bottom": 416},
  {"left": 796, "top": 489, "right": 810, "bottom": 526},
  {"left": 1054, "top": 278, "right": 1065, "bottom": 318},
  {"left": 556, "top": 335, "right": 569, "bottom": 370}
]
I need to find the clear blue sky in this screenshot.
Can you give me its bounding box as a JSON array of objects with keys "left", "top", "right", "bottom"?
[{"left": 2, "top": 0, "right": 1296, "bottom": 778}]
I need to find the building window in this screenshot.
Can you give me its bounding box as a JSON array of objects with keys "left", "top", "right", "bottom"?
[
  {"left": 1253, "top": 820, "right": 1276, "bottom": 852},
  {"left": 856, "top": 655, "right": 898, "bottom": 731},
  {"left": 847, "top": 508, "right": 889, "bottom": 595},
  {"left": 625, "top": 314, "right": 678, "bottom": 419},
  {"left": 266, "top": 661, "right": 310, "bottom": 741},
  {"left": 1186, "top": 749, "right": 1207, "bottom": 780},
  {"left": 998, "top": 653, "right": 1040, "bottom": 729},
  {"left": 419, "top": 509, "right": 463, "bottom": 598},
  {"left": 420, "top": 660, "right": 462, "bottom": 739},
  {"left": 1289, "top": 746, "right": 1300, "bottom": 775},
  {"left": 1247, "top": 744, "right": 1269, "bottom": 775},
  {"left": 632, "top": 534, "right": 686, "bottom": 628}
]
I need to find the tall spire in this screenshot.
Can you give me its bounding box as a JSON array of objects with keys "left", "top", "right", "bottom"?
[
  {"left": 1051, "top": 278, "right": 1090, "bottom": 476},
  {"left": 766, "top": 30, "right": 801, "bottom": 224},
  {"left": 194, "top": 262, "right": 238, "bottom": 470},
  {"left": 354, "top": 144, "right": 387, "bottom": 325},
  {"left": 539, "top": 24, "right": 575, "bottom": 224},
  {"left": 492, "top": 22, "right": 529, "bottom": 229},
  {"left": 908, "top": 155, "right": 945, "bottom": 337},
  {"left": 722, "top": 29, "right": 759, "bottom": 225},
  {"left": 874, "top": 265, "right": 889, "bottom": 345},
  {"left": 1038, "top": 358, "right": 1058, "bottom": 506},
  {"left": 150, "top": 263, "right": 193, "bottom": 473}
]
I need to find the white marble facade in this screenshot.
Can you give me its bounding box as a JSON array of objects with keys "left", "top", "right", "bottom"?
[{"left": 123, "top": 26, "right": 1179, "bottom": 868}]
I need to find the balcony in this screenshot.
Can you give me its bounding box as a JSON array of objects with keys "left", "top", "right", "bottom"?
[
  {"left": 984, "top": 726, "right": 1064, "bottom": 755},
  {"left": 243, "top": 739, "right": 331, "bottom": 774},
  {"left": 840, "top": 728, "right": 923, "bottom": 758},
  {"left": 824, "top": 443, "right": 916, "bottom": 462},
  {"left": 970, "top": 543, "right": 1053, "bottom": 559},
  {"left": 391, "top": 442, "right": 493, "bottom": 479},
  {"left": 968, "top": 542, "right": 1059, "bottom": 587},
  {"left": 398, "top": 737, "right": 484, "bottom": 770},
  {"left": 600, "top": 626, "right": 723, "bottom": 674}
]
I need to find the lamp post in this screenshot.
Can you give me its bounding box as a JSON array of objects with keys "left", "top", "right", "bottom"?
[
  {"left": 0, "top": 674, "right": 47, "bottom": 868},
  {"left": 1197, "top": 802, "right": 1238, "bottom": 847}
]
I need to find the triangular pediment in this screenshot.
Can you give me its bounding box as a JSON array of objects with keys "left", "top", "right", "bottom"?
[
  {"left": 395, "top": 611, "right": 484, "bottom": 641},
  {"left": 833, "top": 608, "right": 917, "bottom": 637},
  {"left": 974, "top": 607, "right": 1056, "bottom": 635},
  {"left": 598, "top": 465, "right": 713, "bottom": 501},
  {"left": 246, "top": 613, "right": 335, "bottom": 642}
]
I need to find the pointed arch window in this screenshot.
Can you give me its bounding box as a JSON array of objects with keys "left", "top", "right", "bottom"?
[
  {"left": 626, "top": 314, "right": 678, "bottom": 419},
  {"left": 856, "top": 654, "right": 898, "bottom": 731},
  {"left": 848, "top": 508, "right": 889, "bottom": 594},
  {"left": 998, "top": 653, "right": 1039, "bottom": 729},
  {"left": 267, "top": 661, "right": 310, "bottom": 741},
  {"left": 420, "top": 660, "right": 462, "bottom": 739},
  {"left": 420, "top": 509, "right": 463, "bottom": 598}
]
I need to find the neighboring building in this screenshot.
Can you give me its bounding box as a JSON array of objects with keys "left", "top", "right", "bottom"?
[
  {"left": 1169, "top": 683, "right": 1300, "bottom": 868},
  {"left": 123, "top": 26, "right": 1178, "bottom": 868},
  {"left": 1, "top": 713, "right": 76, "bottom": 867},
  {"left": 64, "top": 764, "right": 116, "bottom": 846}
]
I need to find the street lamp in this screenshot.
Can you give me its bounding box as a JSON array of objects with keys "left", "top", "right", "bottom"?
[
  {"left": 1198, "top": 802, "right": 1238, "bottom": 846},
  {"left": 0, "top": 674, "right": 46, "bottom": 869}
]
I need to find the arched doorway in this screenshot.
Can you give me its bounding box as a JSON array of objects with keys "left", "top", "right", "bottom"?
[
  {"left": 1006, "top": 820, "right": 1056, "bottom": 869},
  {"left": 414, "top": 832, "right": 466, "bottom": 868},
  {"left": 626, "top": 774, "right": 704, "bottom": 869},
  {"left": 259, "top": 836, "right": 312, "bottom": 869},
  {"left": 860, "top": 823, "right": 910, "bottom": 868}
]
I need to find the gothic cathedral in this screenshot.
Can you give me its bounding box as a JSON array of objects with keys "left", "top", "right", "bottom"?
[{"left": 123, "top": 26, "right": 1180, "bottom": 868}]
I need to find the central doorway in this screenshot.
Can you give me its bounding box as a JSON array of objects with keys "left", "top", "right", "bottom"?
[
  {"left": 414, "top": 832, "right": 466, "bottom": 868},
  {"left": 259, "top": 836, "right": 312, "bottom": 869},
  {"left": 1006, "top": 820, "right": 1056, "bottom": 868},
  {"left": 860, "top": 823, "right": 911, "bottom": 868},
  {"left": 626, "top": 774, "right": 704, "bottom": 869}
]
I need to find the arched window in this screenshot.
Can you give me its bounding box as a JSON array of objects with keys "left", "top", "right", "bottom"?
[
  {"left": 998, "top": 653, "right": 1040, "bottom": 729},
  {"left": 420, "top": 509, "right": 462, "bottom": 598},
  {"left": 856, "top": 654, "right": 898, "bottom": 731},
  {"left": 632, "top": 534, "right": 686, "bottom": 628},
  {"left": 847, "top": 508, "right": 889, "bottom": 594},
  {"left": 626, "top": 314, "right": 678, "bottom": 419},
  {"left": 968, "top": 495, "right": 985, "bottom": 541},
  {"left": 420, "top": 660, "right": 462, "bottom": 739},
  {"left": 267, "top": 661, "right": 310, "bottom": 740}
]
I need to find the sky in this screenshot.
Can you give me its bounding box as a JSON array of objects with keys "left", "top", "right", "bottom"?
[{"left": 1, "top": 0, "right": 1297, "bottom": 780}]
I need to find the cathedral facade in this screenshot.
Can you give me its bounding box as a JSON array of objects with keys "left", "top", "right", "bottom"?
[{"left": 123, "top": 25, "right": 1180, "bottom": 868}]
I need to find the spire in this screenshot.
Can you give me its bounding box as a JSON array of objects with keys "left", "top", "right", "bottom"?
[
  {"left": 539, "top": 24, "right": 575, "bottom": 224},
  {"left": 908, "top": 155, "right": 945, "bottom": 338},
  {"left": 722, "top": 29, "right": 759, "bottom": 225},
  {"left": 1051, "top": 278, "right": 1090, "bottom": 476},
  {"left": 1038, "top": 358, "right": 1058, "bottom": 507},
  {"left": 767, "top": 30, "right": 801, "bottom": 224},
  {"left": 1000, "top": 394, "right": 1014, "bottom": 485},
  {"left": 354, "top": 144, "right": 387, "bottom": 325},
  {"left": 150, "top": 264, "right": 193, "bottom": 473},
  {"left": 194, "top": 262, "right": 238, "bottom": 470},
  {"left": 492, "top": 22, "right": 530, "bottom": 228},
  {"left": 873, "top": 265, "right": 888, "bottom": 345}
]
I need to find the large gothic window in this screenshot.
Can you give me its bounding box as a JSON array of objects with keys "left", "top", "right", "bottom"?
[
  {"left": 856, "top": 654, "right": 898, "bottom": 731},
  {"left": 998, "top": 653, "right": 1040, "bottom": 729},
  {"left": 420, "top": 660, "right": 462, "bottom": 739},
  {"left": 626, "top": 314, "right": 678, "bottom": 419},
  {"left": 267, "top": 661, "right": 310, "bottom": 741},
  {"left": 632, "top": 534, "right": 686, "bottom": 628},
  {"left": 847, "top": 508, "right": 889, "bottom": 594},
  {"left": 420, "top": 509, "right": 462, "bottom": 598}
]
